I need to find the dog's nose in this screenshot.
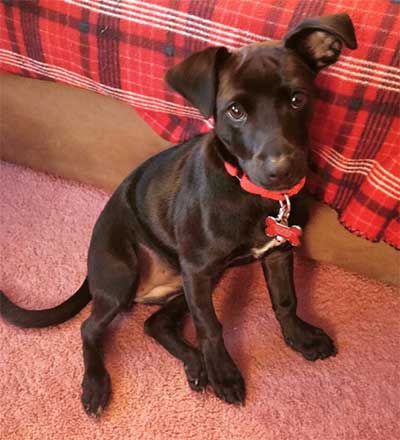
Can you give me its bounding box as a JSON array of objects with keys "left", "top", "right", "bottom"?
[{"left": 265, "top": 155, "right": 291, "bottom": 182}]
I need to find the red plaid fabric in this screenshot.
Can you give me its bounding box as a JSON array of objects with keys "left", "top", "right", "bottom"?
[{"left": 1, "top": 0, "right": 399, "bottom": 249}]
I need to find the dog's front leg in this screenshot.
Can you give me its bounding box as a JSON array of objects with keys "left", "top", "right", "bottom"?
[
  {"left": 182, "top": 269, "right": 246, "bottom": 404},
  {"left": 262, "top": 248, "right": 336, "bottom": 361}
]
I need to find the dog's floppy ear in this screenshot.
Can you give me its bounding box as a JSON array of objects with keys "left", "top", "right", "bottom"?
[
  {"left": 284, "top": 13, "right": 357, "bottom": 71},
  {"left": 165, "top": 46, "right": 230, "bottom": 118}
]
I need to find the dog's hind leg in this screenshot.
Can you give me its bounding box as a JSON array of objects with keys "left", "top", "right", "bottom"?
[
  {"left": 144, "top": 294, "right": 208, "bottom": 391},
  {"left": 81, "top": 250, "right": 139, "bottom": 416}
]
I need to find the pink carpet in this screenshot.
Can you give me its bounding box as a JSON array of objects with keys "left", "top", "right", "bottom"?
[{"left": 1, "top": 161, "right": 399, "bottom": 440}]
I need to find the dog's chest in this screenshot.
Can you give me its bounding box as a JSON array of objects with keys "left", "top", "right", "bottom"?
[
  {"left": 244, "top": 204, "right": 285, "bottom": 258},
  {"left": 250, "top": 237, "right": 283, "bottom": 258}
]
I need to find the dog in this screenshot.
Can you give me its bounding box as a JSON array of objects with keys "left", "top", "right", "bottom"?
[{"left": 1, "top": 13, "right": 357, "bottom": 416}]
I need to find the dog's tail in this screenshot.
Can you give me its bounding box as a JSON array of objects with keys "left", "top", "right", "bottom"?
[{"left": 0, "top": 278, "right": 91, "bottom": 328}]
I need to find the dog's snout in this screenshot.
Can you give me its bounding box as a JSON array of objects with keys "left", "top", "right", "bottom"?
[{"left": 266, "top": 155, "right": 291, "bottom": 181}]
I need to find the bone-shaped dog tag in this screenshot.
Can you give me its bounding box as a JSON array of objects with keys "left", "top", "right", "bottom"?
[{"left": 265, "top": 216, "right": 302, "bottom": 247}]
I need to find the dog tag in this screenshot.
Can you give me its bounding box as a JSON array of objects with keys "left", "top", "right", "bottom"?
[
  {"left": 264, "top": 195, "right": 302, "bottom": 247},
  {"left": 265, "top": 217, "right": 302, "bottom": 246}
]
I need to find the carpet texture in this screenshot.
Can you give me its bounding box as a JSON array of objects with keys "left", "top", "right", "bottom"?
[{"left": 1, "top": 161, "right": 399, "bottom": 440}]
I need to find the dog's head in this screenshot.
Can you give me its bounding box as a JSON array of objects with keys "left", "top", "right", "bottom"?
[{"left": 166, "top": 14, "right": 357, "bottom": 191}]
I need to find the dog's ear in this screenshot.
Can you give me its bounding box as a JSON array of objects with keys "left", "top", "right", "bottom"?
[
  {"left": 165, "top": 46, "right": 230, "bottom": 118},
  {"left": 284, "top": 13, "right": 357, "bottom": 71}
]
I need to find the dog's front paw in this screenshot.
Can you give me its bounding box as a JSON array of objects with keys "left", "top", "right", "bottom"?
[
  {"left": 282, "top": 317, "right": 337, "bottom": 361},
  {"left": 201, "top": 340, "right": 245, "bottom": 405},
  {"left": 81, "top": 371, "right": 111, "bottom": 416},
  {"left": 184, "top": 351, "right": 208, "bottom": 392}
]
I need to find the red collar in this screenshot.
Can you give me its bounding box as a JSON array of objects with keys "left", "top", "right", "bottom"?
[{"left": 224, "top": 161, "right": 306, "bottom": 201}]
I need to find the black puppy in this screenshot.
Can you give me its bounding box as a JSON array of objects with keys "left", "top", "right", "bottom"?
[{"left": 1, "top": 14, "right": 357, "bottom": 416}]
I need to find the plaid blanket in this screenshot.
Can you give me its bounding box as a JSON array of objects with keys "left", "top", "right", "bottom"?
[{"left": 1, "top": 0, "right": 399, "bottom": 249}]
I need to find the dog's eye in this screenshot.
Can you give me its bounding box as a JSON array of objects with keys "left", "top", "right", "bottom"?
[
  {"left": 290, "top": 92, "right": 307, "bottom": 110},
  {"left": 226, "top": 103, "right": 247, "bottom": 122}
]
